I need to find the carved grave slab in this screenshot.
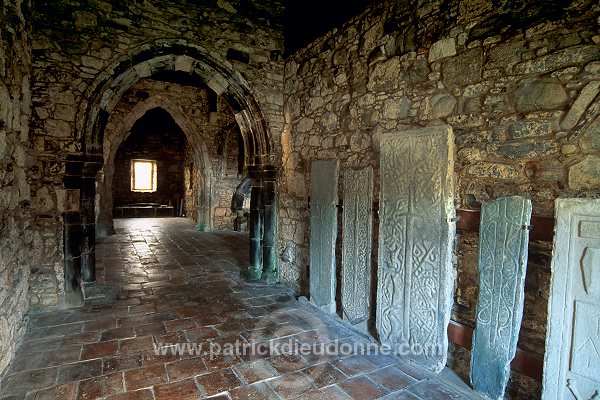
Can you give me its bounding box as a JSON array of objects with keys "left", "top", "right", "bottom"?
[
  {"left": 542, "top": 199, "right": 600, "bottom": 400},
  {"left": 341, "top": 167, "right": 373, "bottom": 330},
  {"left": 309, "top": 159, "right": 339, "bottom": 313},
  {"left": 470, "top": 196, "right": 532, "bottom": 400},
  {"left": 376, "top": 126, "right": 455, "bottom": 372}
]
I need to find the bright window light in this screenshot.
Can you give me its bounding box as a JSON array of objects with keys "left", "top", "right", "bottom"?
[{"left": 131, "top": 159, "right": 157, "bottom": 192}]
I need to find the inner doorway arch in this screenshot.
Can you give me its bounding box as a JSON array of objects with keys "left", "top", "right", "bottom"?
[{"left": 63, "top": 41, "right": 278, "bottom": 305}]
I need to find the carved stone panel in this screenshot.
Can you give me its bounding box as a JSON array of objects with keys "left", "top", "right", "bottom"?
[
  {"left": 542, "top": 199, "right": 600, "bottom": 400},
  {"left": 470, "top": 196, "right": 532, "bottom": 400},
  {"left": 376, "top": 126, "right": 455, "bottom": 372},
  {"left": 309, "top": 159, "right": 339, "bottom": 313},
  {"left": 341, "top": 167, "right": 373, "bottom": 330}
]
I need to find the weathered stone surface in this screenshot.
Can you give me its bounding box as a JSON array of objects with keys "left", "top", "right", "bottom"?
[
  {"left": 543, "top": 199, "right": 600, "bottom": 399},
  {"left": 470, "top": 196, "right": 532, "bottom": 400},
  {"left": 0, "top": 0, "right": 33, "bottom": 378},
  {"left": 377, "top": 126, "right": 456, "bottom": 372},
  {"left": 579, "top": 115, "right": 600, "bottom": 153},
  {"left": 561, "top": 81, "right": 600, "bottom": 130},
  {"left": 443, "top": 48, "right": 483, "bottom": 86},
  {"left": 407, "top": 59, "right": 430, "bottom": 83},
  {"left": 464, "top": 162, "right": 524, "bottom": 180},
  {"left": 513, "top": 81, "right": 568, "bottom": 112},
  {"left": 382, "top": 97, "right": 411, "bottom": 120},
  {"left": 429, "top": 38, "right": 457, "bottom": 62},
  {"left": 487, "top": 41, "right": 527, "bottom": 70},
  {"left": 309, "top": 159, "right": 339, "bottom": 313},
  {"left": 488, "top": 139, "right": 559, "bottom": 159},
  {"left": 425, "top": 93, "right": 457, "bottom": 119},
  {"left": 341, "top": 167, "right": 373, "bottom": 330},
  {"left": 504, "top": 120, "right": 553, "bottom": 140},
  {"left": 515, "top": 45, "right": 600, "bottom": 74},
  {"left": 81, "top": 56, "right": 103, "bottom": 70},
  {"left": 568, "top": 155, "right": 600, "bottom": 190},
  {"left": 73, "top": 11, "right": 97, "bottom": 30}
]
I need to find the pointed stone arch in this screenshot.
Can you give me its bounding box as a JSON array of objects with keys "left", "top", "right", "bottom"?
[{"left": 95, "top": 97, "right": 214, "bottom": 237}]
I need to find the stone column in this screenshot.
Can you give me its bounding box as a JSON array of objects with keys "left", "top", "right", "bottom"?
[
  {"left": 246, "top": 166, "right": 263, "bottom": 280},
  {"left": 261, "top": 165, "right": 278, "bottom": 283},
  {"left": 63, "top": 157, "right": 84, "bottom": 306},
  {"left": 64, "top": 212, "right": 83, "bottom": 306},
  {"left": 80, "top": 158, "right": 102, "bottom": 283}
]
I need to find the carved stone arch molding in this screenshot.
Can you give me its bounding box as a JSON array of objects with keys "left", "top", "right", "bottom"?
[{"left": 78, "top": 40, "right": 273, "bottom": 165}]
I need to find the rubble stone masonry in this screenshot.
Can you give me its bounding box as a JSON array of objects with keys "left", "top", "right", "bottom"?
[
  {"left": 278, "top": 0, "right": 600, "bottom": 397},
  {"left": 0, "top": 0, "right": 33, "bottom": 377}
]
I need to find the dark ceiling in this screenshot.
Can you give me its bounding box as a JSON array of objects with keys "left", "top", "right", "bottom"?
[{"left": 284, "top": 0, "right": 382, "bottom": 56}]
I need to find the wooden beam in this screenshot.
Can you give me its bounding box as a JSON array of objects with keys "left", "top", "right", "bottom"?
[
  {"left": 456, "top": 209, "right": 555, "bottom": 242},
  {"left": 447, "top": 321, "right": 544, "bottom": 381}
]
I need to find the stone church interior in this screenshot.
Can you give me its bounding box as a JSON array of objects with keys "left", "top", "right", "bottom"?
[{"left": 0, "top": 0, "right": 599, "bottom": 399}]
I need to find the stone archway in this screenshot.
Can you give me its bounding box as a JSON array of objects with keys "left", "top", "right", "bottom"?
[
  {"left": 63, "top": 41, "right": 278, "bottom": 305},
  {"left": 78, "top": 40, "right": 271, "bottom": 164},
  {"left": 95, "top": 97, "right": 214, "bottom": 238}
]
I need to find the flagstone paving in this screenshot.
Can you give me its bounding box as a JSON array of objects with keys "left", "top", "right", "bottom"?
[{"left": 0, "top": 218, "right": 480, "bottom": 400}]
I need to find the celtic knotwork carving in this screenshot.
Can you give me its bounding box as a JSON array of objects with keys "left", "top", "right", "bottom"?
[
  {"left": 470, "top": 196, "right": 532, "bottom": 400},
  {"left": 376, "top": 126, "right": 455, "bottom": 372},
  {"left": 341, "top": 167, "right": 373, "bottom": 327}
]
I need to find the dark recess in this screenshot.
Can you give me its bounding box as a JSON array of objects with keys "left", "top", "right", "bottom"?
[{"left": 284, "top": 0, "right": 382, "bottom": 56}]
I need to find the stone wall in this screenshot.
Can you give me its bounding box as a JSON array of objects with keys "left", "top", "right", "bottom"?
[
  {"left": 184, "top": 145, "right": 200, "bottom": 222},
  {"left": 112, "top": 109, "right": 186, "bottom": 208},
  {"left": 211, "top": 96, "right": 244, "bottom": 230},
  {"left": 29, "top": 0, "right": 283, "bottom": 307},
  {"left": 0, "top": 0, "right": 33, "bottom": 377},
  {"left": 279, "top": 0, "right": 600, "bottom": 397}
]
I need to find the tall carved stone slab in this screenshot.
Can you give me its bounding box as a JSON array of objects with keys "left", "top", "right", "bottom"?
[
  {"left": 470, "top": 196, "right": 532, "bottom": 400},
  {"left": 542, "top": 199, "right": 600, "bottom": 400},
  {"left": 309, "top": 160, "right": 339, "bottom": 313},
  {"left": 341, "top": 167, "right": 373, "bottom": 330},
  {"left": 377, "top": 126, "right": 455, "bottom": 372}
]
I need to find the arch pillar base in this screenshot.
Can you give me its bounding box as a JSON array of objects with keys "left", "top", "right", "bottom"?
[
  {"left": 260, "top": 165, "right": 279, "bottom": 284},
  {"left": 244, "top": 165, "right": 279, "bottom": 284},
  {"left": 245, "top": 166, "right": 264, "bottom": 281}
]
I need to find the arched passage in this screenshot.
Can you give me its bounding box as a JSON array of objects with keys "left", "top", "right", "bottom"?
[
  {"left": 78, "top": 40, "right": 272, "bottom": 165},
  {"left": 95, "top": 97, "right": 214, "bottom": 238},
  {"left": 63, "top": 41, "right": 278, "bottom": 305}
]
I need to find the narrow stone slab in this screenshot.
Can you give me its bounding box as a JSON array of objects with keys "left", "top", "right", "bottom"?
[
  {"left": 543, "top": 199, "right": 600, "bottom": 400},
  {"left": 376, "top": 126, "right": 455, "bottom": 372},
  {"left": 309, "top": 159, "right": 339, "bottom": 313},
  {"left": 341, "top": 167, "right": 374, "bottom": 330},
  {"left": 470, "top": 196, "right": 532, "bottom": 400}
]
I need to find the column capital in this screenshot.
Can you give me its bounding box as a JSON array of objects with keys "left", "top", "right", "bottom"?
[
  {"left": 247, "top": 165, "right": 264, "bottom": 181},
  {"left": 246, "top": 165, "right": 278, "bottom": 181},
  {"left": 263, "top": 164, "right": 277, "bottom": 181}
]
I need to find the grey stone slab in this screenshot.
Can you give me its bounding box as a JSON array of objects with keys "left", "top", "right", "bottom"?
[
  {"left": 341, "top": 167, "right": 374, "bottom": 330},
  {"left": 309, "top": 159, "right": 339, "bottom": 313},
  {"left": 376, "top": 125, "right": 456, "bottom": 372},
  {"left": 470, "top": 196, "right": 532, "bottom": 400},
  {"left": 542, "top": 199, "right": 600, "bottom": 400}
]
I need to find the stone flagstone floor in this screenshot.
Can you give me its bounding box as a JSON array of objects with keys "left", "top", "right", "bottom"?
[{"left": 0, "top": 218, "right": 481, "bottom": 400}]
